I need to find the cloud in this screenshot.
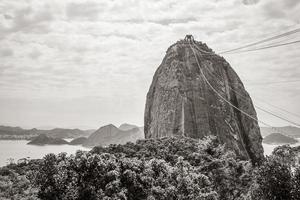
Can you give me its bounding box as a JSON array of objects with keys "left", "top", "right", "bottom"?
[
  {"left": 149, "top": 17, "right": 198, "bottom": 25},
  {"left": 28, "top": 48, "right": 42, "bottom": 59},
  {"left": 262, "top": 3, "right": 286, "bottom": 18},
  {"left": 260, "top": 0, "right": 300, "bottom": 21},
  {"left": 0, "top": 2, "right": 54, "bottom": 39},
  {"left": 3, "top": 14, "right": 13, "bottom": 19},
  {"left": 0, "top": 0, "right": 299, "bottom": 127},
  {"left": 66, "top": 1, "right": 104, "bottom": 20},
  {"left": 0, "top": 48, "right": 14, "bottom": 57},
  {"left": 283, "top": 0, "right": 300, "bottom": 8},
  {"left": 242, "top": 0, "right": 259, "bottom": 5}
]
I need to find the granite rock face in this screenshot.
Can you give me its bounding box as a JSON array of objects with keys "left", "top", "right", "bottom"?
[{"left": 144, "top": 39, "right": 264, "bottom": 163}]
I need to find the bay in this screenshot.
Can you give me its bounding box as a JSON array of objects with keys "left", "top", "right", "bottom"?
[
  {"left": 1, "top": 138, "right": 299, "bottom": 167},
  {"left": 0, "top": 140, "right": 91, "bottom": 166},
  {"left": 262, "top": 137, "right": 300, "bottom": 155}
]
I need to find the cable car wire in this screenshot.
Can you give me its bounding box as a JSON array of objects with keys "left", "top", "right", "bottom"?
[
  {"left": 192, "top": 41, "right": 300, "bottom": 120},
  {"left": 219, "top": 27, "right": 300, "bottom": 54},
  {"left": 188, "top": 41, "right": 293, "bottom": 135},
  {"left": 223, "top": 40, "right": 300, "bottom": 54},
  {"left": 200, "top": 58, "right": 300, "bottom": 127}
]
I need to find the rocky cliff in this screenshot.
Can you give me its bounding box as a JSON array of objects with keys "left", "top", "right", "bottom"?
[{"left": 144, "top": 39, "right": 264, "bottom": 164}]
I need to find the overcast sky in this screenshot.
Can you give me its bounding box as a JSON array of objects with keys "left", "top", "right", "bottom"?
[{"left": 0, "top": 0, "right": 299, "bottom": 129}]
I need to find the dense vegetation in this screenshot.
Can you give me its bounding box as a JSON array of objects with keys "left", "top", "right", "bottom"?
[{"left": 0, "top": 136, "right": 299, "bottom": 200}]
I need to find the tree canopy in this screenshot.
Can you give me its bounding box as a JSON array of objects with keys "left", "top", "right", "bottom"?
[{"left": 0, "top": 136, "right": 299, "bottom": 200}]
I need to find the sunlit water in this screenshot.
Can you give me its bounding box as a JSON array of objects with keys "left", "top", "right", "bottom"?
[
  {"left": 262, "top": 138, "right": 300, "bottom": 156},
  {"left": 0, "top": 140, "right": 91, "bottom": 166},
  {"left": 0, "top": 138, "right": 299, "bottom": 167}
]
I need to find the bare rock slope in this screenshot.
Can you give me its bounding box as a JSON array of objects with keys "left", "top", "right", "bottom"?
[{"left": 144, "top": 39, "right": 264, "bottom": 163}]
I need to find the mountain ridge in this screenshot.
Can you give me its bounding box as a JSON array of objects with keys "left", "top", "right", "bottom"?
[
  {"left": 84, "top": 124, "right": 144, "bottom": 147},
  {"left": 0, "top": 125, "right": 93, "bottom": 140}
]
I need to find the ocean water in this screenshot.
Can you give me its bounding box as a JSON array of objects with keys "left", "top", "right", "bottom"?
[
  {"left": 0, "top": 139, "right": 299, "bottom": 167},
  {"left": 0, "top": 140, "right": 91, "bottom": 166},
  {"left": 262, "top": 138, "right": 300, "bottom": 155}
]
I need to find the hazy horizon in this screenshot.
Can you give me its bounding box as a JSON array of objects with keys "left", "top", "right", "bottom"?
[
  {"left": 1, "top": 0, "right": 300, "bottom": 129},
  {"left": 0, "top": 122, "right": 143, "bottom": 130},
  {"left": 0, "top": 123, "right": 298, "bottom": 131}
]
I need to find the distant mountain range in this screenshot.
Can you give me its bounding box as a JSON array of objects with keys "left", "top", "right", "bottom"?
[
  {"left": 28, "top": 135, "right": 89, "bottom": 146},
  {"left": 8, "top": 124, "right": 300, "bottom": 147},
  {"left": 260, "top": 126, "right": 300, "bottom": 138},
  {"left": 83, "top": 124, "right": 144, "bottom": 147},
  {"left": 23, "top": 123, "right": 144, "bottom": 147},
  {"left": 263, "top": 133, "right": 298, "bottom": 145},
  {"left": 0, "top": 125, "right": 94, "bottom": 140}
]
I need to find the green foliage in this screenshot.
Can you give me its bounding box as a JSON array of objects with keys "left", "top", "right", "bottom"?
[
  {"left": 272, "top": 145, "right": 296, "bottom": 166},
  {"left": 255, "top": 156, "right": 293, "bottom": 200},
  {"left": 0, "top": 166, "right": 38, "bottom": 200},
  {"left": 1, "top": 137, "right": 300, "bottom": 200},
  {"left": 251, "top": 145, "right": 300, "bottom": 200},
  {"left": 291, "top": 167, "right": 300, "bottom": 200},
  {"left": 30, "top": 136, "right": 255, "bottom": 200},
  {"left": 33, "top": 152, "right": 218, "bottom": 200}
]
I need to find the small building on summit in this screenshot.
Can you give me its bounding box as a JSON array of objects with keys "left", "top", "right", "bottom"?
[{"left": 184, "top": 34, "right": 194, "bottom": 41}]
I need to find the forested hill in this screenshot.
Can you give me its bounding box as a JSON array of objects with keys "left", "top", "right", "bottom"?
[
  {"left": 263, "top": 133, "right": 298, "bottom": 145},
  {"left": 260, "top": 126, "right": 300, "bottom": 138},
  {"left": 1, "top": 136, "right": 300, "bottom": 200},
  {"left": 0, "top": 125, "right": 93, "bottom": 140}
]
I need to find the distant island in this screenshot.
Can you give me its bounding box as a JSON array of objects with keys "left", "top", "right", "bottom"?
[
  {"left": 260, "top": 126, "right": 300, "bottom": 138},
  {"left": 263, "top": 133, "right": 298, "bottom": 145},
  {"left": 27, "top": 134, "right": 69, "bottom": 145}
]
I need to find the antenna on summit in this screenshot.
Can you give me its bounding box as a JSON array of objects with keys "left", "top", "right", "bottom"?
[{"left": 185, "top": 34, "right": 194, "bottom": 42}]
